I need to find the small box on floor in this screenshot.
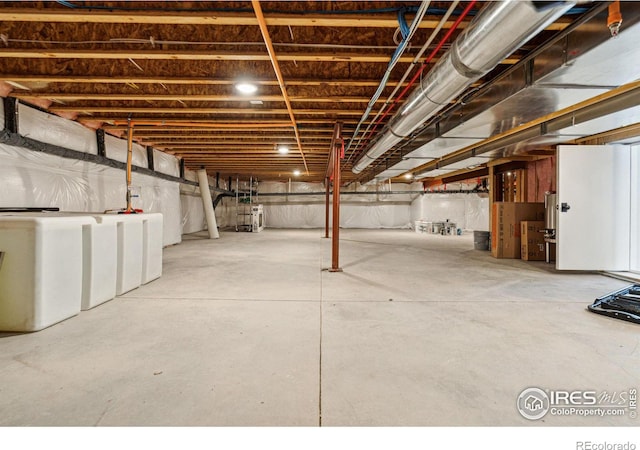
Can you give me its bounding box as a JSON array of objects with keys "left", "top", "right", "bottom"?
[
  {"left": 491, "top": 202, "right": 545, "bottom": 259},
  {"left": 521, "top": 221, "right": 545, "bottom": 261}
]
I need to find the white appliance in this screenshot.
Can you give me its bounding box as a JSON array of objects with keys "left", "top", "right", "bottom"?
[{"left": 251, "top": 204, "right": 264, "bottom": 233}]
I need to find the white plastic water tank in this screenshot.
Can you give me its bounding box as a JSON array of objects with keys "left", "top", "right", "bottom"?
[
  {"left": 80, "top": 214, "right": 118, "bottom": 310},
  {"left": 0, "top": 215, "right": 93, "bottom": 331},
  {"left": 0, "top": 211, "right": 118, "bottom": 312},
  {"left": 109, "top": 214, "right": 144, "bottom": 295},
  {"left": 140, "top": 213, "right": 163, "bottom": 284}
]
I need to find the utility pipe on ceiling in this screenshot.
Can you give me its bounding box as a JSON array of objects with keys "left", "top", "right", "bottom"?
[
  {"left": 346, "top": 0, "right": 432, "bottom": 154},
  {"left": 351, "top": 0, "right": 576, "bottom": 175},
  {"left": 346, "top": 0, "right": 461, "bottom": 162}
]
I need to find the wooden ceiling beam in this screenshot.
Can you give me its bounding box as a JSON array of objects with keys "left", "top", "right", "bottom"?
[
  {"left": 0, "top": 49, "right": 520, "bottom": 65},
  {"left": 173, "top": 155, "right": 328, "bottom": 158},
  {"left": 0, "top": 9, "right": 570, "bottom": 31},
  {"left": 148, "top": 139, "right": 331, "bottom": 143},
  {"left": 177, "top": 159, "right": 327, "bottom": 163},
  {"left": 0, "top": 75, "right": 408, "bottom": 88},
  {"left": 51, "top": 107, "right": 365, "bottom": 115},
  {"left": 0, "top": 49, "right": 415, "bottom": 63},
  {"left": 13, "top": 92, "right": 380, "bottom": 103},
  {"left": 175, "top": 157, "right": 326, "bottom": 160},
  {"left": 87, "top": 118, "right": 367, "bottom": 125},
  {"left": 138, "top": 134, "right": 331, "bottom": 139},
  {"left": 0, "top": 9, "right": 461, "bottom": 28},
  {"left": 151, "top": 142, "right": 330, "bottom": 147},
  {"left": 186, "top": 170, "right": 325, "bottom": 177},
  {"left": 162, "top": 145, "right": 329, "bottom": 150},
  {"left": 179, "top": 163, "right": 313, "bottom": 167},
  {"left": 104, "top": 125, "right": 349, "bottom": 132}
]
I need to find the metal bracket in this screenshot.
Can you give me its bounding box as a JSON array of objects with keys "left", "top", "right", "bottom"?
[
  {"left": 96, "top": 129, "right": 106, "bottom": 157},
  {"left": 146, "top": 146, "right": 155, "bottom": 171},
  {"left": 3, "top": 97, "right": 18, "bottom": 134}
]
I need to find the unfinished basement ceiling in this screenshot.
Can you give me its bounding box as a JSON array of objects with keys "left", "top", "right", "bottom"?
[{"left": 1, "top": 1, "right": 637, "bottom": 183}]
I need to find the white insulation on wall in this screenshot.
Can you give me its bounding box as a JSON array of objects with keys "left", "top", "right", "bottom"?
[
  {"left": 410, "top": 192, "right": 489, "bottom": 231},
  {"left": 0, "top": 102, "right": 213, "bottom": 244},
  {"left": 180, "top": 170, "right": 206, "bottom": 234},
  {"left": 180, "top": 187, "right": 206, "bottom": 235},
  {"left": 0, "top": 143, "right": 182, "bottom": 246},
  {"left": 18, "top": 103, "right": 98, "bottom": 155},
  {"left": 153, "top": 149, "right": 180, "bottom": 177},
  {"left": 104, "top": 134, "right": 148, "bottom": 168},
  {"left": 254, "top": 181, "right": 416, "bottom": 229}
]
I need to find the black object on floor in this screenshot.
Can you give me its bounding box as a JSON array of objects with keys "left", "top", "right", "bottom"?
[{"left": 588, "top": 284, "right": 640, "bottom": 325}]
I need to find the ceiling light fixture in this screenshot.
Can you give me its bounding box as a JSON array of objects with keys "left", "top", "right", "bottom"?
[
  {"left": 277, "top": 145, "right": 289, "bottom": 155},
  {"left": 235, "top": 82, "right": 258, "bottom": 94},
  {"left": 404, "top": 173, "right": 413, "bottom": 180},
  {"left": 293, "top": 170, "right": 301, "bottom": 176}
]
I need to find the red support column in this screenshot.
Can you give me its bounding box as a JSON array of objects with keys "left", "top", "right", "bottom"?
[
  {"left": 325, "top": 177, "right": 330, "bottom": 239},
  {"left": 330, "top": 137, "right": 343, "bottom": 272}
]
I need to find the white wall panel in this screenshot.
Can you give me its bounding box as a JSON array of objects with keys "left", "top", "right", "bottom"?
[
  {"left": 18, "top": 103, "right": 98, "bottom": 155},
  {"left": 153, "top": 149, "right": 180, "bottom": 177},
  {"left": 630, "top": 145, "right": 640, "bottom": 273},
  {"left": 0, "top": 143, "right": 181, "bottom": 246},
  {"left": 104, "top": 134, "right": 148, "bottom": 168},
  {"left": 410, "top": 193, "right": 488, "bottom": 231}
]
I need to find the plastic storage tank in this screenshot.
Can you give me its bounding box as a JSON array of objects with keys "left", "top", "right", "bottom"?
[
  {"left": 36, "top": 212, "right": 120, "bottom": 310},
  {"left": 0, "top": 215, "right": 94, "bottom": 331},
  {"left": 64, "top": 212, "right": 163, "bottom": 296},
  {"left": 79, "top": 214, "right": 118, "bottom": 309},
  {"left": 140, "top": 213, "right": 163, "bottom": 284},
  {"left": 112, "top": 214, "right": 144, "bottom": 295}
]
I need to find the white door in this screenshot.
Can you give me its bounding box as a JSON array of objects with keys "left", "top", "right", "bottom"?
[
  {"left": 631, "top": 145, "right": 640, "bottom": 274},
  {"left": 556, "top": 145, "right": 630, "bottom": 270}
]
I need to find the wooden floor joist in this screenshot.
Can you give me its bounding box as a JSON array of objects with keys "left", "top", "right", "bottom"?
[{"left": 0, "top": 8, "right": 570, "bottom": 30}]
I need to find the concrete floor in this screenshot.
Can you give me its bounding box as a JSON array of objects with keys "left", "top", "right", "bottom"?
[{"left": 0, "top": 229, "right": 638, "bottom": 426}]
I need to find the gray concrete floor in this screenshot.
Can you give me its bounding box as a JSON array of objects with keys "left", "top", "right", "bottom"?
[{"left": 0, "top": 229, "right": 638, "bottom": 426}]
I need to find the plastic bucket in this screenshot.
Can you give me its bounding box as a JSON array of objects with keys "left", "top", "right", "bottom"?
[{"left": 473, "top": 230, "right": 490, "bottom": 251}]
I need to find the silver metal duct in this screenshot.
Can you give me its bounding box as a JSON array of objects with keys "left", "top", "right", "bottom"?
[{"left": 352, "top": 0, "right": 576, "bottom": 174}]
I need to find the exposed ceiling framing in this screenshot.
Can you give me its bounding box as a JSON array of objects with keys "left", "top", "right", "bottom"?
[{"left": 1, "top": 1, "right": 638, "bottom": 183}]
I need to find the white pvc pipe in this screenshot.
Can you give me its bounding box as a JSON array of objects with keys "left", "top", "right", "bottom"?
[{"left": 197, "top": 169, "right": 220, "bottom": 239}]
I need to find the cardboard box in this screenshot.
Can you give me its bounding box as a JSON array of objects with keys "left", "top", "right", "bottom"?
[
  {"left": 491, "top": 202, "right": 545, "bottom": 259},
  {"left": 521, "top": 221, "right": 545, "bottom": 261}
]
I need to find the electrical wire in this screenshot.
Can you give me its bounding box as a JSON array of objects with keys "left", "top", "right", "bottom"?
[
  {"left": 344, "top": 0, "right": 431, "bottom": 163},
  {"left": 346, "top": 1, "right": 460, "bottom": 163},
  {"left": 348, "top": 0, "right": 477, "bottom": 165}
]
